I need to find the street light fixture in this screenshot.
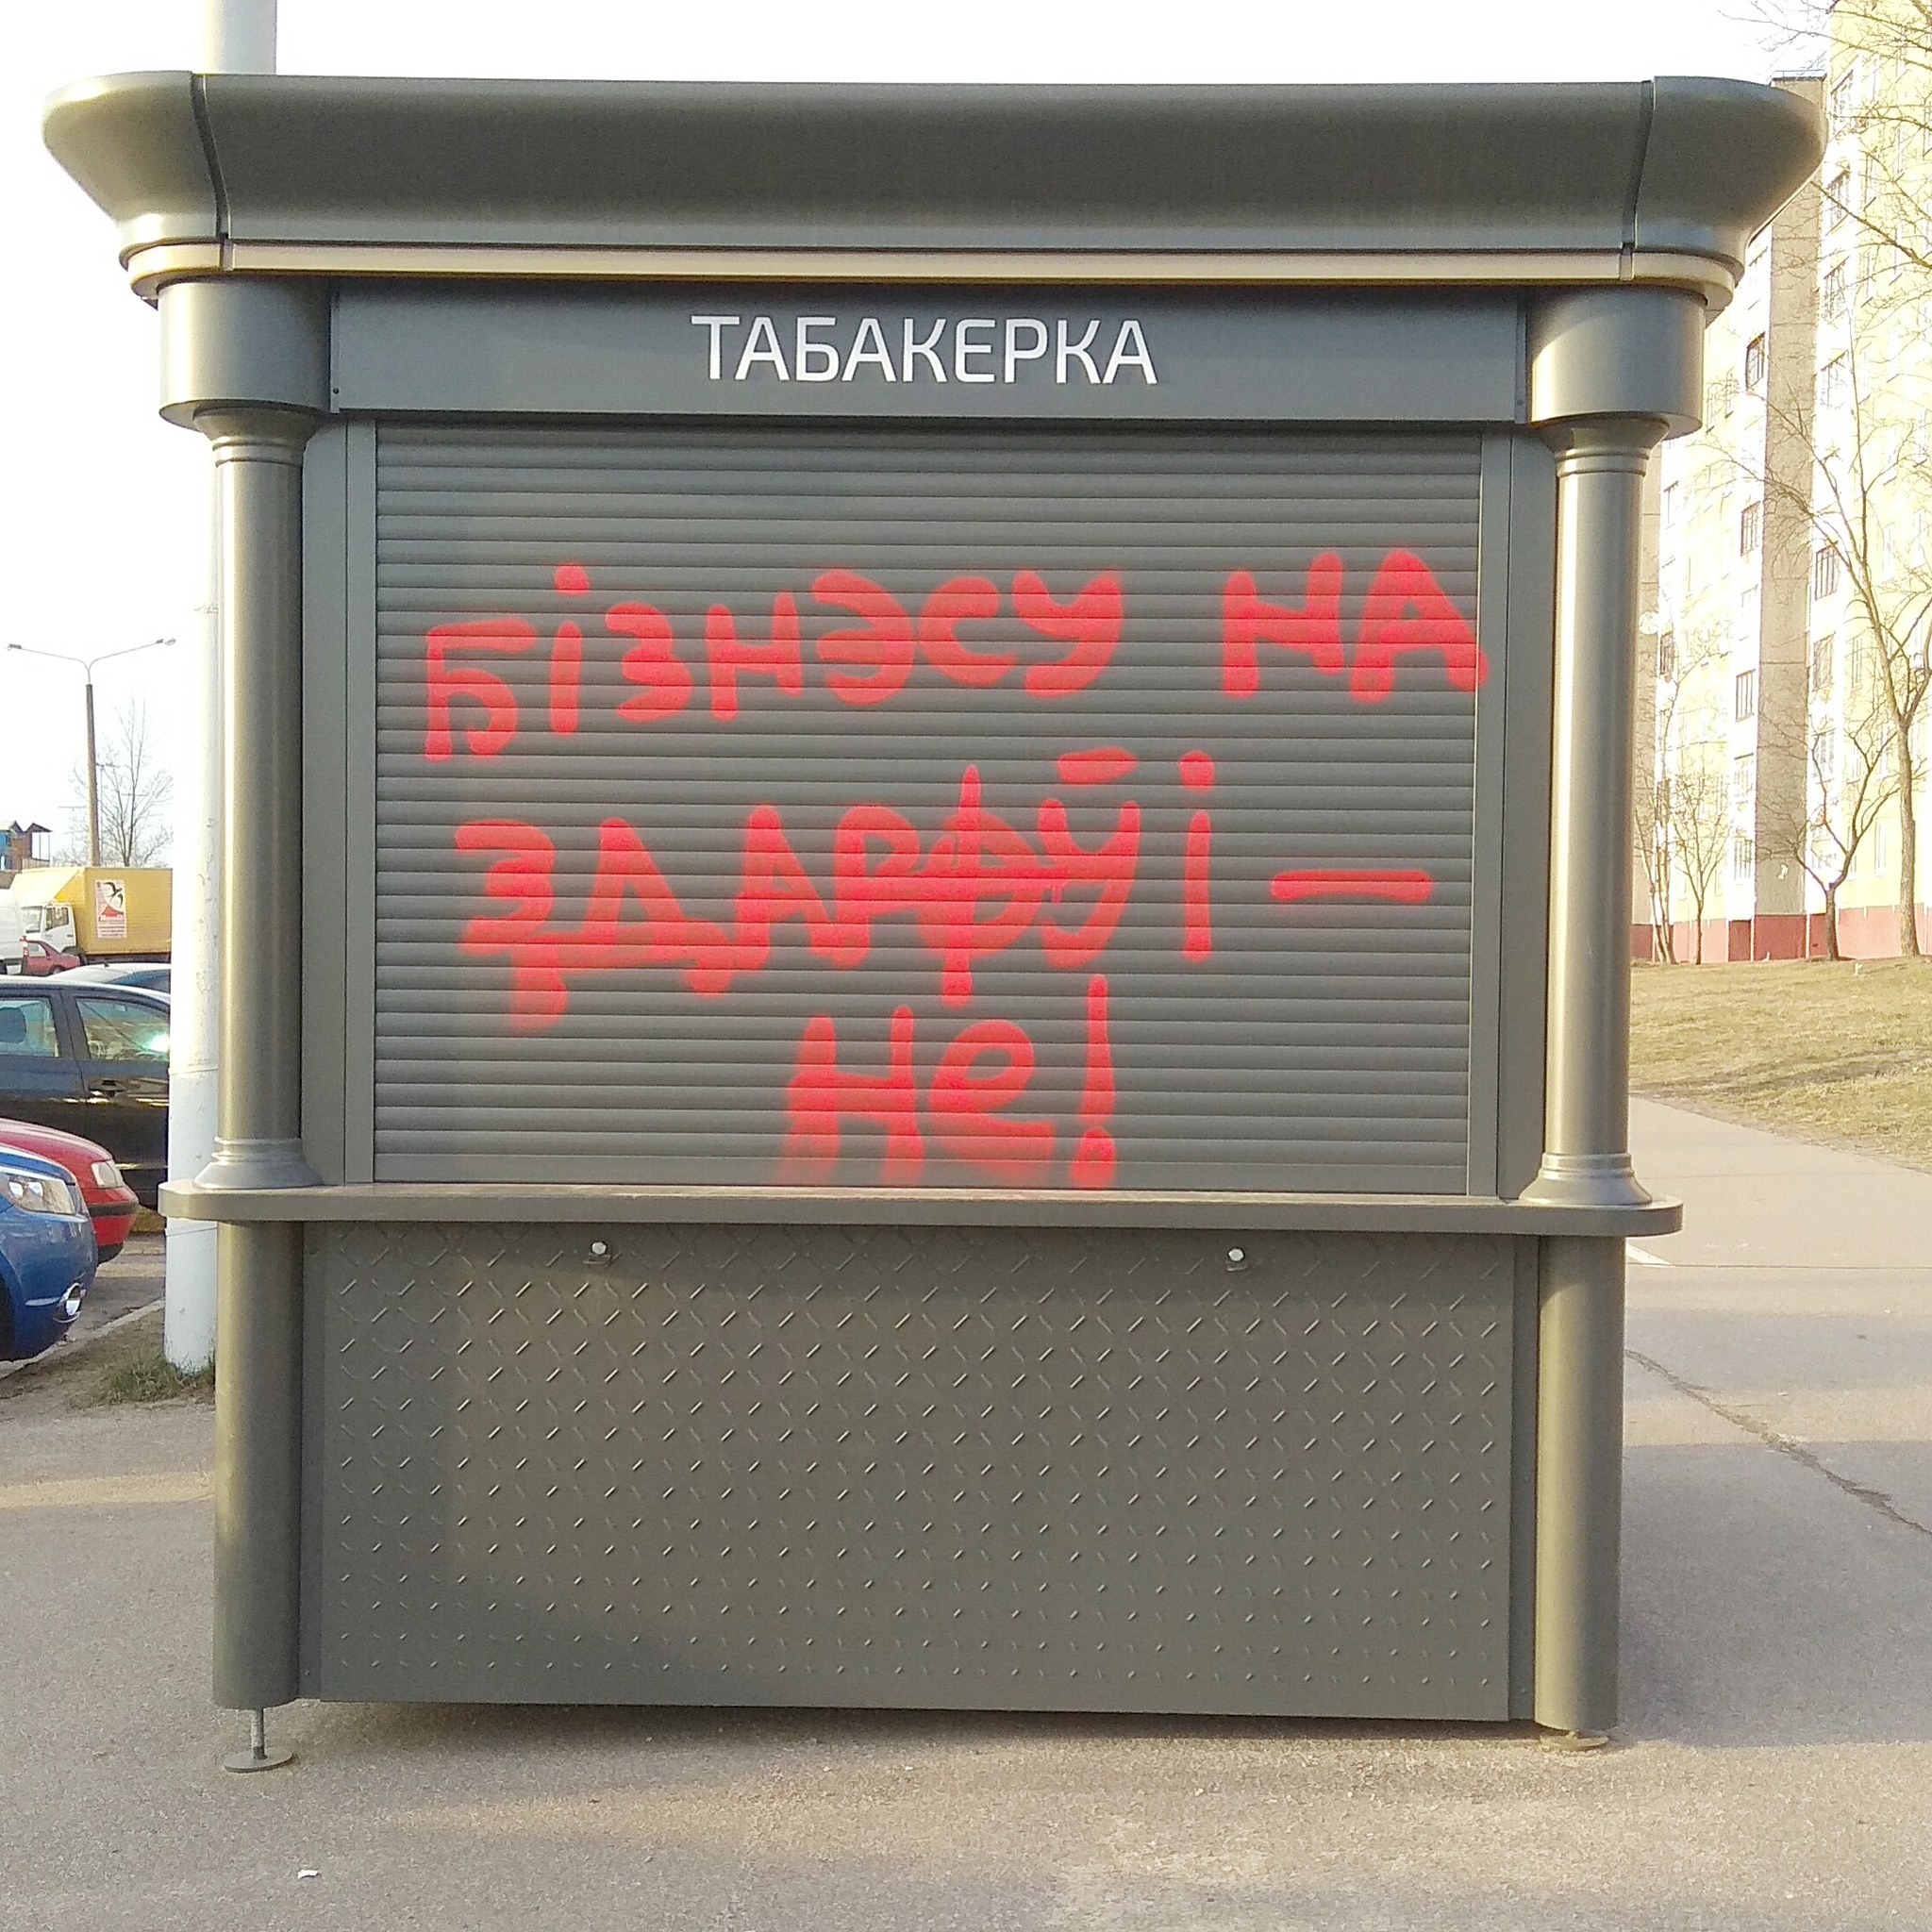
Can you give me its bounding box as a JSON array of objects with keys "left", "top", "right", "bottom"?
[{"left": 5, "top": 638, "right": 175, "bottom": 866}]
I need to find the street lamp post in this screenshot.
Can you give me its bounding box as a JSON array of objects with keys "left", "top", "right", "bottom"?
[{"left": 5, "top": 639, "right": 175, "bottom": 865}]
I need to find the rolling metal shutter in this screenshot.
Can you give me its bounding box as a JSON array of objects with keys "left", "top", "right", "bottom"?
[{"left": 372, "top": 424, "right": 1483, "bottom": 1192}]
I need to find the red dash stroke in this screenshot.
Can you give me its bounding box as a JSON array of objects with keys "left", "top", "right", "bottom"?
[
  {"left": 1056, "top": 746, "right": 1139, "bottom": 786},
  {"left": 1271, "top": 869, "right": 1436, "bottom": 906}
]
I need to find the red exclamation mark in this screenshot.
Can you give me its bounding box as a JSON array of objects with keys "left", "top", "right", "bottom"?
[
  {"left": 1179, "top": 750, "right": 1215, "bottom": 962},
  {"left": 1070, "top": 973, "right": 1117, "bottom": 1189},
  {"left": 551, "top": 561, "right": 590, "bottom": 736}
]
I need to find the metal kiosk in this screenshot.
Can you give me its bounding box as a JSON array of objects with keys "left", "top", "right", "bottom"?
[{"left": 47, "top": 74, "right": 1821, "bottom": 1753}]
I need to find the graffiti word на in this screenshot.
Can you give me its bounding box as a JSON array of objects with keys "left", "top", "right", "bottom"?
[{"left": 1223, "top": 551, "right": 1486, "bottom": 706}]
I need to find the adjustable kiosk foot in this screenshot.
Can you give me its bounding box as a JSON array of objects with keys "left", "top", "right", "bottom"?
[
  {"left": 223, "top": 1708, "right": 294, "bottom": 1773},
  {"left": 1540, "top": 1727, "right": 1611, "bottom": 1753}
]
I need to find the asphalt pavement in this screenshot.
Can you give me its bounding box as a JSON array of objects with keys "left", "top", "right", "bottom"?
[
  {"left": 76, "top": 1229, "right": 163, "bottom": 1334},
  {"left": 0, "top": 1100, "right": 1927, "bottom": 1931}
]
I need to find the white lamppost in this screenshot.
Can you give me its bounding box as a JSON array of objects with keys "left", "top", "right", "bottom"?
[
  {"left": 4, "top": 639, "right": 175, "bottom": 866},
  {"left": 167, "top": 0, "right": 279, "bottom": 1376}
]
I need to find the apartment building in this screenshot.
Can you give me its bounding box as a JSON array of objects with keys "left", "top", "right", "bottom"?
[{"left": 1643, "top": 24, "right": 1932, "bottom": 960}]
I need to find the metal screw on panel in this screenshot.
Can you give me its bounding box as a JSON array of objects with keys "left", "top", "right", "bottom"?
[
  {"left": 1224, "top": 1246, "right": 1249, "bottom": 1273},
  {"left": 587, "top": 1241, "right": 611, "bottom": 1271}
]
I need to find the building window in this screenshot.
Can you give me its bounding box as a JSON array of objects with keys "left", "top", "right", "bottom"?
[
  {"left": 1823, "top": 258, "right": 1849, "bottom": 318},
  {"left": 1816, "top": 729, "right": 1838, "bottom": 783},
  {"left": 1744, "top": 334, "right": 1769, "bottom": 391},
  {"left": 1873, "top": 820, "right": 1889, "bottom": 874},
  {"left": 1831, "top": 70, "right": 1857, "bottom": 127},
  {"left": 1657, "top": 628, "right": 1677, "bottom": 680},
  {"left": 1732, "top": 833, "right": 1757, "bottom": 883},
  {"left": 1736, "top": 669, "right": 1758, "bottom": 721},
  {"left": 1848, "top": 636, "right": 1869, "bottom": 706},
  {"left": 1811, "top": 634, "right": 1836, "bottom": 695},
  {"left": 1662, "top": 481, "right": 1680, "bottom": 524},
  {"left": 1814, "top": 546, "right": 1842, "bottom": 602},
  {"left": 1733, "top": 753, "right": 1756, "bottom": 809},
  {"left": 1740, "top": 501, "right": 1762, "bottom": 556},
  {"left": 1827, "top": 167, "right": 1854, "bottom": 229},
  {"left": 1822, "top": 355, "right": 1851, "bottom": 408}
]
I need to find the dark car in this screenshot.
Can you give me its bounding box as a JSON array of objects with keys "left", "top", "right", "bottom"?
[
  {"left": 0, "top": 1145, "right": 94, "bottom": 1358},
  {"left": 48, "top": 962, "right": 173, "bottom": 994},
  {"left": 0, "top": 983, "right": 170, "bottom": 1206}
]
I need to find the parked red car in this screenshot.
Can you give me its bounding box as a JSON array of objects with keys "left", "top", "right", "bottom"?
[
  {"left": 20, "top": 937, "right": 81, "bottom": 976},
  {"left": 0, "top": 1117, "right": 139, "bottom": 1261}
]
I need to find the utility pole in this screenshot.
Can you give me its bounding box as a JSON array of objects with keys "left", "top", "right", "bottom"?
[
  {"left": 4, "top": 639, "right": 173, "bottom": 867},
  {"left": 202, "top": 0, "right": 276, "bottom": 72},
  {"left": 83, "top": 675, "right": 100, "bottom": 865},
  {"left": 167, "top": 0, "right": 278, "bottom": 1376}
]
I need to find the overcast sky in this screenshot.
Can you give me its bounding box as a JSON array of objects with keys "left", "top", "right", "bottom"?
[{"left": 2, "top": 1, "right": 1813, "bottom": 855}]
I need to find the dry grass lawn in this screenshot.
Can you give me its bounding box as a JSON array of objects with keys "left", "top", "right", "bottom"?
[{"left": 1630, "top": 958, "right": 1932, "bottom": 1171}]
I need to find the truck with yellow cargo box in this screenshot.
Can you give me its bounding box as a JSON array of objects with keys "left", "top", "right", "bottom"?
[{"left": 8, "top": 868, "right": 171, "bottom": 963}]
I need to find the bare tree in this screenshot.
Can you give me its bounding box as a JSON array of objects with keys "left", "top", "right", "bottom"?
[
  {"left": 1750, "top": 3, "right": 1932, "bottom": 272},
  {"left": 1663, "top": 735, "right": 1736, "bottom": 966},
  {"left": 1806, "top": 350, "right": 1931, "bottom": 954},
  {"left": 1633, "top": 761, "right": 1674, "bottom": 960},
  {"left": 73, "top": 701, "right": 174, "bottom": 867},
  {"left": 1636, "top": 622, "right": 1729, "bottom": 960},
  {"left": 1763, "top": 653, "right": 1898, "bottom": 956}
]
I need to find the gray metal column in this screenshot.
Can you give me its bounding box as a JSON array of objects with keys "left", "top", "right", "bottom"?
[
  {"left": 1522, "top": 289, "right": 1702, "bottom": 1736},
  {"left": 191, "top": 390, "right": 321, "bottom": 1710},
  {"left": 1525, "top": 430, "right": 1658, "bottom": 1737},
  {"left": 197, "top": 405, "right": 320, "bottom": 1194},
  {"left": 1532, "top": 1233, "right": 1626, "bottom": 1736},
  {"left": 213, "top": 1221, "right": 303, "bottom": 1708},
  {"left": 1526, "top": 422, "right": 1660, "bottom": 1212}
]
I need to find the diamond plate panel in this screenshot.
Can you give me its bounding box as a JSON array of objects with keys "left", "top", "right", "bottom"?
[{"left": 305, "top": 1223, "right": 1522, "bottom": 1718}]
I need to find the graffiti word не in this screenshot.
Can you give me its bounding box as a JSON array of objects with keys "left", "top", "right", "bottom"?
[{"left": 778, "top": 978, "right": 1117, "bottom": 1191}]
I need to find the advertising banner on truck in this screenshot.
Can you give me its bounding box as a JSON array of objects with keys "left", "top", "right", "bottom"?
[{"left": 94, "top": 876, "right": 127, "bottom": 941}]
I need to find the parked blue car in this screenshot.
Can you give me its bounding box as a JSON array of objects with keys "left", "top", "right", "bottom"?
[{"left": 0, "top": 1147, "right": 95, "bottom": 1359}]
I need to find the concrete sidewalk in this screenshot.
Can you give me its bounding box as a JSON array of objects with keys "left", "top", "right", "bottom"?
[{"left": 0, "top": 1100, "right": 1927, "bottom": 1931}]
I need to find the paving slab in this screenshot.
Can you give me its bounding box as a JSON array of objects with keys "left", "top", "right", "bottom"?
[{"left": 0, "top": 1100, "right": 1926, "bottom": 1930}]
